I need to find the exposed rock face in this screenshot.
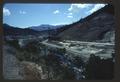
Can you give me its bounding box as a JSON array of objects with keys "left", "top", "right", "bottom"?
[
  {"left": 3, "top": 45, "right": 46, "bottom": 80},
  {"left": 3, "top": 45, "right": 24, "bottom": 80},
  {"left": 57, "top": 5, "right": 115, "bottom": 42},
  {"left": 102, "top": 30, "right": 115, "bottom": 43},
  {"left": 20, "top": 61, "right": 46, "bottom": 80}
]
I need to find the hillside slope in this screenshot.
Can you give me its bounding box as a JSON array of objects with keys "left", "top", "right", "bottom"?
[
  {"left": 3, "top": 24, "right": 41, "bottom": 36},
  {"left": 57, "top": 5, "right": 115, "bottom": 42}
]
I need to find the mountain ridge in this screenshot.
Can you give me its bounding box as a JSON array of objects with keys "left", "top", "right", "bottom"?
[
  {"left": 56, "top": 4, "right": 115, "bottom": 42},
  {"left": 3, "top": 24, "right": 41, "bottom": 36},
  {"left": 28, "top": 24, "right": 64, "bottom": 31}
]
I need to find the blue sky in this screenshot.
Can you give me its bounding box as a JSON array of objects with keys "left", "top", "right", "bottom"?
[{"left": 3, "top": 4, "right": 106, "bottom": 28}]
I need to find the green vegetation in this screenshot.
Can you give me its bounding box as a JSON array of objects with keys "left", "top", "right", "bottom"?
[
  {"left": 6, "top": 40, "right": 20, "bottom": 50},
  {"left": 23, "top": 41, "right": 40, "bottom": 54},
  {"left": 57, "top": 48, "right": 66, "bottom": 54},
  {"left": 85, "top": 54, "right": 114, "bottom": 79},
  {"left": 73, "top": 56, "right": 85, "bottom": 68},
  {"left": 44, "top": 52, "right": 75, "bottom": 80}
]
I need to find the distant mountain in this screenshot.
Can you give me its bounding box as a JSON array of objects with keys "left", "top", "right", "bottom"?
[
  {"left": 3, "top": 24, "right": 41, "bottom": 36},
  {"left": 3, "top": 24, "right": 64, "bottom": 37},
  {"left": 56, "top": 4, "right": 115, "bottom": 42},
  {"left": 29, "top": 24, "right": 64, "bottom": 31}
]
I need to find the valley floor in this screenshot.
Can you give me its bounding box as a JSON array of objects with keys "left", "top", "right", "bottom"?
[{"left": 3, "top": 39, "right": 115, "bottom": 80}]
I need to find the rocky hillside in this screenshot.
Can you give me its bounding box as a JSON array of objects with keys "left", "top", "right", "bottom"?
[{"left": 57, "top": 5, "right": 115, "bottom": 42}]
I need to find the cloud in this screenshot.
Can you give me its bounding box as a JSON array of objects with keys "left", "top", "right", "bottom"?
[
  {"left": 68, "top": 13, "right": 73, "bottom": 15},
  {"left": 20, "top": 10, "right": 26, "bottom": 14},
  {"left": 3, "top": 7, "right": 11, "bottom": 16},
  {"left": 53, "top": 10, "right": 60, "bottom": 14},
  {"left": 67, "top": 15, "right": 73, "bottom": 18},
  {"left": 52, "top": 22, "right": 69, "bottom": 25},
  {"left": 67, "top": 13, "right": 73, "bottom": 18},
  {"left": 64, "top": 12, "right": 73, "bottom": 18},
  {"left": 67, "top": 4, "right": 106, "bottom": 18},
  {"left": 88, "top": 4, "right": 106, "bottom": 14},
  {"left": 68, "top": 4, "right": 92, "bottom": 11}
]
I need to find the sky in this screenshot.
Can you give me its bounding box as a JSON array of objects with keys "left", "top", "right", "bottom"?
[{"left": 3, "top": 4, "right": 106, "bottom": 28}]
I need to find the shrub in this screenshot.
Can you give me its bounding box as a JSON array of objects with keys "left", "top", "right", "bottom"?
[
  {"left": 85, "top": 54, "right": 114, "bottom": 79},
  {"left": 57, "top": 48, "right": 66, "bottom": 54},
  {"left": 73, "top": 56, "right": 85, "bottom": 68},
  {"left": 23, "top": 40, "right": 40, "bottom": 54},
  {"left": 6, "top": 39, "right": 20, "bottom": 49}
]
